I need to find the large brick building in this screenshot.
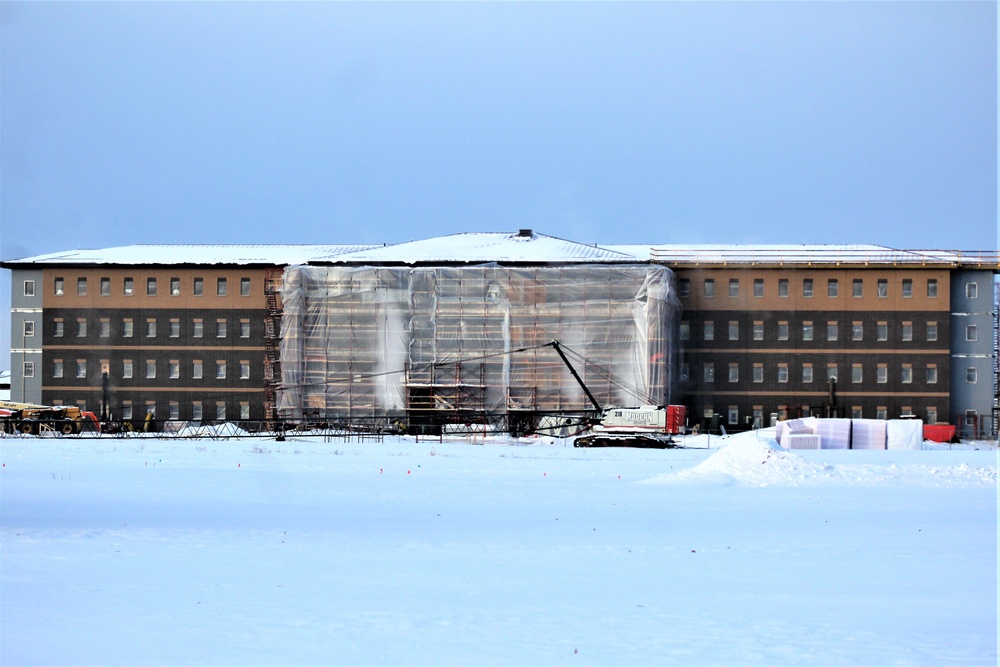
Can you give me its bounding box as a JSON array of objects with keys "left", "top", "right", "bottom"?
[{"left": 3, "top": 233, "right": 997, "bottom": 437}]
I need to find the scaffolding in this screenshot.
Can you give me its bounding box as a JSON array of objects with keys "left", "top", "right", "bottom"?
[{"left": 276, "top": 264, "right": 680, "bottom": 429}]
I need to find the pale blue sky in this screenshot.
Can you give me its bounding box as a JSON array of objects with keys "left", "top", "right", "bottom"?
[{"left": 1, "top": 1, "right": 997, "bottom": 362}]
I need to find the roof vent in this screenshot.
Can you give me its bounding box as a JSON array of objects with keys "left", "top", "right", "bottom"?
[{"left": 517, "top": 229, "right": 533, "bottom": 238}]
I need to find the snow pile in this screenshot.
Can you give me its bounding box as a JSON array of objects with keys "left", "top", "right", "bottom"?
[{"left": 647, "top": 436, "right": 998, "bottom": 488}]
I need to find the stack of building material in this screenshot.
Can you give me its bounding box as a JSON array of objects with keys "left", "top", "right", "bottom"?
[
  {"left": 887, "top": 419, "right": 924, "bottom": 450},
  {"left": 777, "top": 418, "right": 821, "bottom": 449},
  {"left": 850, "top": 419, "right": 887, "bottom": 450},
  {"left": 815, "top": 418, "right": 852, "bottom": 449}
]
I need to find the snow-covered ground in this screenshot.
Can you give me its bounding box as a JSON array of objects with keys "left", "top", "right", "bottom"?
[{"left": 1, "top": 429, "right": 996, "bottom": 666}]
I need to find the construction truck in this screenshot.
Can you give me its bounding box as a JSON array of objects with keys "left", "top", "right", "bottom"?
[
  {"left": 0, "top": 401, "right": 101, "bottom": 435},
  {"left": 543, "top": 340, "right": 687, "bottom": 448}
]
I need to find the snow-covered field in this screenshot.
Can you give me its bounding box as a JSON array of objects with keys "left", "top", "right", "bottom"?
[{"left": 1, "top": 430, "right": 996, "bottom": 666}]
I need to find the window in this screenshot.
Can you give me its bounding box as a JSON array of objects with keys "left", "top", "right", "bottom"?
[
  {"left": 123, "top": 318, "right": 134, "bottom": 338},
  {"left": 927, "top": 279, "right": 938, "bottom": 298},
  {"left": 901, "top": 365, "right": 912, "bottom": 384},
  {"left": 876, "top": 407, "right": 888, "bottom": 420},
  {"left": 877, "top": 365, "right": 887, "bottom": 384},
  {"left": 966, "top": 324, "right": 977, "bottom": 342},
  {"left": 24, "top": 280, "right": 35, "bottom": 297},
  {"left": 703, "top": 321, "right": 714, "bottom": 341},
  {"left": 99, "top": 320, "right": 110, "bottom": 338},
  {"left": 728, "top": 364, "right": 739, "bottom": 383},
  {"left": 216, "top": 402, "right": 227, "bottom": 421},
  {"left": 704, "top": 363, "right": 715, "bottom": 383},
  {"left": 216, "top": 361, "right": 227, "bottom": 379},
  {"left": 778, "top": 321, "right": 789, "bottom": 341},
  {"left": 926, "top": 322, "right": 937, "bottom": 342},
  {"left": 901, "top": 279, "right": 912, "bottom": 298},
  {"left": 966, "top": 282, "right": 978, "bottom": 299},
  {"left": 704, "top": 279, "right": 715, "bottom": 298},
  {"left": 146, "top": 360, "right": 156, "bottom": 379},
  {"left": 76, "top": 318, "right": 87, "bottom": 337},
  {"left": 729, "top": 279, "right": 739, "bottom": 298},
  {"left": 123, "top": 359, "right": 133, "bottom": 379},
  {"left": 779, "top": 363, "right": 790, "bottom": 383},
  {"left": 926, "top": 365, "right": 937, "bottom": 384},
  {"left": 192, "top": 402, "right": 203, "bottom": 421},
  {"left": 165, "top": 319, "right": 178, "bottom": 338},
  {"left": 77, "top": 277, "right": 87, "bottom": 296},
  {"left": 802, "top": 321, "right": 813, "bottom": 341},
  {"left": 216, "top": 319, "right": 227, "bottom": 338},
  {"left": 240, "top": 403, "right": 250, "bottom": 420},
  {"left": 23, "top": 361, "right": 34, "bottom": 378},
  {"left": 827, "top": 364, "right": 838, "bottom": 382},
  {"left": 54, "top": 277, "right": 64, "bottom": 295},
  {"left": 100, "top": 277, "right": 110, "bottom": 296},
  {"left": 76, "top": 360, "right": 87, "bottom": 378},
  {"left": 240, "top": 361, "right": 250, "bottom": 380},
  {"left": 170, "top": 278, "right": 180, "bottom": 296},
  {"left": 146, "top": 319, "right": 156, "bottom": 338},
  {"left": 753, "top": 279, "right": 764, "bottom": 297},
  {"left": 193, "top": 360, "right": 203, "bottom": 379},
  {"left": 927, "top": 407, "right": 937, "bottom": 424},
  {"left": 902, "top": 322, "right": 913, "bottom": 342},
  {"left": 169, "top": 402, "right": 180, "bottom": 420},
  {"left": 217, "top": 277, "right": 228, "bottom": 296},
  {"left": 728, "top": 407, "right": 738, "bottom": 425},
  {"left": 827, "top": 322, "right": 838, "bottom": 341},
  {"left": 54, "top": 319, "right": 64, "bottom": 337},
  {"left": 678, "top": 279, "right": 690, "bottom": 298},
  {"left": 901, "top": 406, "right": 914, "bottom": 418},
  {"left": 728, "top": 321, "right": 739, "bottom": 341},
  {"left": 778, "top": 279, "right": 788, "bottom": 297},
  {"left": 827, "top": 279, "right": 838, "bottom": 298},
  {"left": 169, "top": 360, "right": 180, "bottom": 379},
  {"left": 23, "top": 320, "right": 34, "bottom": 337},
  {"left": 852, "top": 279, "right": 863, "bottom": 298},
  {"left": 53, "top": 359, "right": 63, "bottom": 378},
  {"left": 147, "top": 277, "right": 157, "bottom": 296},
  {"left": 966, "top": 367, "right": 977, "bottom": 383},
  {"left": 679, "top": 321, "right": 690, "bottom": 341},
  {"left": 753, "top": 363, "right": 763, "bottom": 383},
  {"left": 877, "top": 322, "right": 888, "bottom": 341},
  {"left": 681, "top": 363, "right": 690, "bottom": 381},
  {"left": 124, "top": 277, "right": 134, "bottom": 295},
  {"left": 122, "top": 402, "right": 133, "bottom": 420},
  {"left": 193, "top": 277, "right": 204, "bottom": 296},
  {"left": 753, "top": 321, "right": 763, "bottom": 341},
  {"left": 802, "top": 279, "right": 813, "bottom": 298},
  {"left": 752, "top": 407, "right": 763, "bottom": 428},
  {"left": 877, "top": 279, "right": 888, "bottom": 298},
  {"left": 193, "top": 319, "right": 204, "bottom": 338},
  {"left": 851, "top": 364, "right": 862, "bottom": 383},
  {"left": 240, "top": 277, "right": 251, "bottom": 297}
]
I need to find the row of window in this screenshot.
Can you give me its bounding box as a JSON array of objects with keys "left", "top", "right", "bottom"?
[
  {"left": 677, "top": 320, "right": 976, "bottom": 343},
  {"left": 35, "top": 276, "right": 254, "bottom": 298},
  {"left": 679, "top": 277, "right": 982, "bottom": 300},
  {"left": 52, "top": 399, "right": 251, "bottom": 422},
  {"left": 41, "top": 317, "right": 252, "bottom": 339},
  {"left": 31, "top": 359, "right": 254, "bottom": 381},
  {"left": 685, "top": 361, "right": 977, "bottom": 385}
]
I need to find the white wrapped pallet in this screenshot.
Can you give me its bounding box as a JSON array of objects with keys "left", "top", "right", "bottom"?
[
  {"left": 887, "top": 419, "right": 924, "bottom": 450},
  {"left": 816, "top": 418, "right": 852, "bottom": 449},
  {"left": 784, "top": 433, "right": 821, "bottom": 450},
  {"left": 850, "top": 419, "right": 887, "bottom": 450}
]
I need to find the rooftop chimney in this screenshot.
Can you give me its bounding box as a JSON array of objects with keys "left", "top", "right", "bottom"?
[{"left": 517, "top": 229, "right": 533, "bottom": 238}]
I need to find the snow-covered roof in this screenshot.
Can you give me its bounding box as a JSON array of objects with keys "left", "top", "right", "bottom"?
[
  {"left": 311, "top": 231, "right": 642, "bottom": 264},
  {"left": 2, "top": 236, "right": 996, "bottom": 269},
  {"left": 0, "top": 244, "right": 381, "bottom": 267}
]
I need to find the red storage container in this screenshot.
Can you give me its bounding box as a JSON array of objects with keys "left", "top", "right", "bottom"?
[
  {"left": 666, "top": 405, "right": 686, "bottom": 435},
  {"left": 923, "top": 424, "right": 956, "bottom": 443}
]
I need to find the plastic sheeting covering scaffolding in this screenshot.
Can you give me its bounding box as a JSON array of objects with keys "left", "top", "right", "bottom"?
[{"left": 276, "top": 264, "right": 681, "bottom": 422}]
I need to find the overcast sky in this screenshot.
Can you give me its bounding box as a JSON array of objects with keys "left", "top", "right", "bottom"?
[{"left": 1, "top": 1, "right": 997, "bottom": 364}]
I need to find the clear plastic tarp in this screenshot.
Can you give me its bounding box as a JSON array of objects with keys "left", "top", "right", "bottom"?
[{"left": 277, "top": 264, "right": 681, "bottom": 420}]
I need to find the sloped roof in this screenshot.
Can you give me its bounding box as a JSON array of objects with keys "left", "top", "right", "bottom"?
[
  {"left": 310, "top": 231, "right": 642, "bottom": 264},
  {"left": 1, "top": 244, "right": 380, "bottom": 267}
]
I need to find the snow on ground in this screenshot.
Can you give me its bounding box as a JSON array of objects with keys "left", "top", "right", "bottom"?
[{"left": 1, "top": 429, "right": 996, "bottom": 666}]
